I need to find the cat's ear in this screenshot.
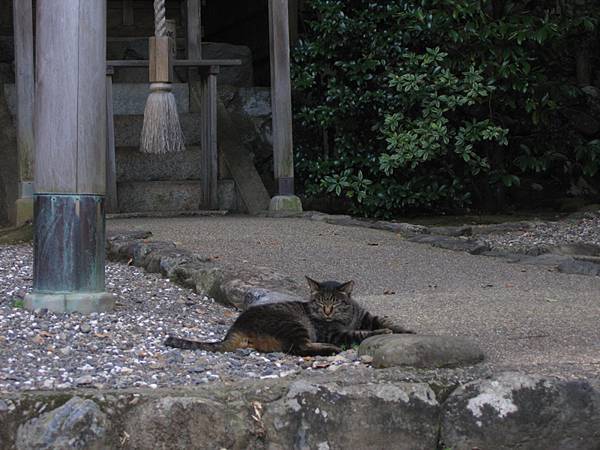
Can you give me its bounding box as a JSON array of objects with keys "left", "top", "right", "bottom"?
[
  {"left": 305, "top": 276, "right": 321, "bottom": 294},
  {"left": 337, "top": 280, "right": 354, "bottom": 296}
]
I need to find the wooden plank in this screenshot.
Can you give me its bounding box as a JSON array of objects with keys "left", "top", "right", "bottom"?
[
  {"left": 199, "top": 66, "right": 219, "bottom": 209},
  {"left": 35, "top": 0, "right": 79, "bottom": 192},
  {"left": 76, "top": 0, "right": 107, "bottom": 194},
  {"left": 217, "top": 102, "right": 271, "bottom": 214},
  {"left": 12, "top": 0, "right": 35, "bottom": 183},
  {"left": 268, "top": 0, "right": 295, "bottom": 194},
  {"left": 106, "top": 70, "right": 118, "bottom": 213},
  {"left": 107, "top": 59, "right": 242, "bottom": 67}
]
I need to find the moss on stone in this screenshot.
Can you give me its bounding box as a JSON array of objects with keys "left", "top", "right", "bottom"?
[{"left": 0, "top": 223, "right": 33, "bottom": 244}]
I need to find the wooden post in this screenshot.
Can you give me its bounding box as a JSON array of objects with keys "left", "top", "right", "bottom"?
[
  {"left": 188, "top": 0, "right": 218, "bottom": 209},
  {"left": 187, "top": 0, "right": 202, "bottom": 60},
  {"left": 187, "top": 0, "right": 202, "bottom": 112},
  {"left": 106, "top": 67, "right": 118, "bottom": 213},
  {"left": 268, "top": 0, "right": 302, "bottom": 212},
  {"left": 12, "top": 0, "right": 35, "bottom": 225},
  {"left": 200, "top": 65, "right": 219, "bottom": 209},
  {"left": 25, "top": 0, "right": 114, "bottom": 313}
]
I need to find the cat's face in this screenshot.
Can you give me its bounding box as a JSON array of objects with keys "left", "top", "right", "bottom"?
[{"left": 305, "top": 277, "right": 355, "bottom": 322}]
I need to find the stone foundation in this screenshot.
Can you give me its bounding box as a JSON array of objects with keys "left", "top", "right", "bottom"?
[{"left": 1, "top": 370, "right": 598, "bottom": 450}]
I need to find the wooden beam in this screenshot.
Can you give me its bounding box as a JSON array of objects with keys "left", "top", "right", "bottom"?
[
  {"left": 106, "top": 59, "right": 242, "bottom": 67},
  {"left": 12, "top": 0, "right": 35, "bottom": 185},
  {"left": 268, "top": 0, "right": 295, "bottom": 195},
  {"left": 199, "top": 66, "right": 219, "bottom": 209}
]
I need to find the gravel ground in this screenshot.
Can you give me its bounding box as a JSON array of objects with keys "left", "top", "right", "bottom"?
[
  {"left": 481, "top": 214, "right": 600, "bottom": 254},
  {"left": 2, "top": 212, "right": 599, "bottom": 392},
  {"left": 0, "top": 244, "right": 364, "bottom": 393}
]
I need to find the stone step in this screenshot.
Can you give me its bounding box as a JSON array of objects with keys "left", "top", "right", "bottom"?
[
  {"left": 4, "top": 84, "right": 271, "bottom": 118},
  {"left": 112, "top": 83, "right": 189, "bottom": 114},
  {"left": 4, "top": 82, "right": 190, "bottom": 115},
  {"left": 117, "top": 179, "right": 237, "bottom": 213},
  {"left": 114, "top": 113, "right": 201, "bottom": 147},
  {"left": 117, "top": 180, "right": 202, "bottom": 213},
  {"left": 116, "top": 146, "right": 202, "bottom": 182}
]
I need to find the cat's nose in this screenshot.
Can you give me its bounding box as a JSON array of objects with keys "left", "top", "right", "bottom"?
[{"left": 323, "top": 306, "right": 333, "bottom": 316}]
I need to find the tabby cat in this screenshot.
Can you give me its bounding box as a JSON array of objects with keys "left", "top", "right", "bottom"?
[{"left": 165, "top": 277, "right": 414, "bottom": 356}]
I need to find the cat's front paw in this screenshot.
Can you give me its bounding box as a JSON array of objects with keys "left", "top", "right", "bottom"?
[{"left": 372, "top": 328, "right": 393, "bottom": 335}]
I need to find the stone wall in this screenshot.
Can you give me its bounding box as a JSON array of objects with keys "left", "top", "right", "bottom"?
[{"left": 1, "top": 369, "right": 599, "bottom": 449}]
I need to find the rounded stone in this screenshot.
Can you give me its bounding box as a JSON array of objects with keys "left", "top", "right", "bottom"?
[
  {"left": 358, "top": 334, "right": 485, "bottom": 369},
  {"left": 269, "top": 195, "right": 303, "bottom": 213}
]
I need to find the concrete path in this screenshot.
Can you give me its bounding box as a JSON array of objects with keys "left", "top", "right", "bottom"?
[{"left": 108, "top": 215, "right": 600, "bottom": 379}]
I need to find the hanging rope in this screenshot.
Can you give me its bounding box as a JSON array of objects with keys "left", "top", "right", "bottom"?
[
  {"left": 154, "top": 0, "right": 167, "bottom": 37},
  {"left": 140, "top": 0, "right": 185, "bottom": 154}
]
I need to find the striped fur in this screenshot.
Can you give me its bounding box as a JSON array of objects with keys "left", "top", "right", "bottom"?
[{"left": 165, "top": 277, "right": 414, "bottom": 356}]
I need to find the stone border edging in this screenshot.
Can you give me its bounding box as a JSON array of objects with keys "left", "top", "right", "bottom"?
[
  {"left": 106, "top": 230, "right": 304, "bottom": 311},
  {"left": 262, "top": 210, "right": 600, "bottom": 277},
  {"left": 2, "top": 368, "right": 599, "bottom": 449}
]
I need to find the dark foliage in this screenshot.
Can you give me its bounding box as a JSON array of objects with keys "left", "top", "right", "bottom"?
[{"left": 292, "top": 0, "right": 600, "bottom": 217}]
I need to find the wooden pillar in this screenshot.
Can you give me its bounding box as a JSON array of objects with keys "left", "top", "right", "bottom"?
[
  {"left": 268, "top": 0, "right": 302, "bottom": 212},
  {"left": 12, "top": 0, "right": 35, "bottom": 225},
  {"left": 25, "top": 0, "right": 114, "bottom": 314},
  {"left": 200, "top": 66, "right": 219, "bottom": 209},
  {"left": 106, "top": 67, "right": 118, "bottom": 213}
]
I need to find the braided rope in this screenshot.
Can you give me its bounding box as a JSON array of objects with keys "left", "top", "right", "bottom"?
[{"left": 154, "top": 0, "right": 167, "bottom": 37}]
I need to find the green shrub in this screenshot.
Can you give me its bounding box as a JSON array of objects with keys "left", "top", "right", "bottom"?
[{"left": 292, "top": 0, "right": 600, "bottom": 217}]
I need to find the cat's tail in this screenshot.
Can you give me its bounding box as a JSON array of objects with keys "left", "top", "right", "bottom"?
[{"left": 164, "top": 336, "right": 231, "bottom": 352}]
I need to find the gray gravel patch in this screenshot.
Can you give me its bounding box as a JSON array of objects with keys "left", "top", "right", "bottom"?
[
  {"left": 0, "top": 244, "right": 363, "bottom": 393},
  {"left": 482, "top": 214, "right": 600, "bottom": 254}
]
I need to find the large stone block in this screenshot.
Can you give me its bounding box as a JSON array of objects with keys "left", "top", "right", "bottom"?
[
  {"left": 116, "top": 146, "right": 202, "bottom": 182},
  {"left": 264, "top": 379, "right": 440, "bottom": 450},
  {"left": 16, "top": 397, "right": 110, "bottom": 450},
  {"left": 203, "top": 42, "right": 254, "bottom": 87},
  {"left": 440, "top": 372, "right": 600, "bottom": 450},
  {"left": 114, "top": 113, "right": 202, "bottom": 147},
  {"left": 111, "top": 83, "right": 189, "bottom": 115},
  {"left": 124, "top": 396, "right": 253, "bottom": 450},
  {"left": 359, "top": 334, "right": 485, "bottom": 369},
  {"left": 117, "top": 180, "right": 202, "bottom": 212}
]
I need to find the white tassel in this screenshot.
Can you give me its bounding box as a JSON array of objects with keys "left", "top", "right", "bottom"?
[{"left": 140, "top": 83, "right": 185, "bottom": 154}]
